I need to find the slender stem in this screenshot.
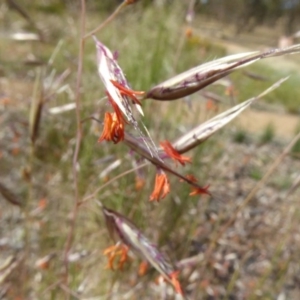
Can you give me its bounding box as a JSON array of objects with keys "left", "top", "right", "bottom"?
[
  {"left": 63, "top": 0, "right": 86, "bottom": 291},
  {"left": 60, "top": 283, "right": 82, "bottom": 299},
  {"left": 174, "top": 0, "right": 195, "bottom": 70},
  {"left": 21, "top": 142, "right": 34, "bottom": 295},
  {"left": 84, "top": 1, "right": 127, "bottom": 39},
  {"left": 82, "top": 162, "right": 149, "bottom": 204},
  {"left": 63, "top": 0, "right": 132, "bottom": 293},
  {"left": 173, "top": 29, "right": 186, "bottom": 71},
  {"left": 22, "top": 66, "right": 43, "bottom": 295}
]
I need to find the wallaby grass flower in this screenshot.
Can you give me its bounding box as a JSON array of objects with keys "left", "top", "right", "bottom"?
[
  {"left": 94, "top": 37, "right": 299, "bottom": 203},
  {"left": 94, "top": 37, "right": 159, "bottom": 156},
  {"left": 94, "top": 37, "right": 143, "bottom": 119},
  {"left": 124, "top": 133, "right": 210, "bottom": 201},
  {"left": 93, "top": 13, "right": 300, "bottom": 296},
  {"left": 120, "top": 79, "right": 289, "bottom": 201},
  {"left": 100, "top": 204, "right": 184, "bottom": 294}
]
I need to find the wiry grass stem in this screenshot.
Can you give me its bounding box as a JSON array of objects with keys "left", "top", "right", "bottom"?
[
  {"left": 84, "top": 1, "right": 127, "bottom": 39},
  {"left": 63, "top": 0, "right": 86, "bottom": 295}
]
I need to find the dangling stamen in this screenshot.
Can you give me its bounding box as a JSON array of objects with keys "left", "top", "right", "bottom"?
[
  {"left": 150, "top": 171, "right": 170, "bottom": 202},
  {"left": 160, "top": 140, "right": 191, "bottom": 166}
]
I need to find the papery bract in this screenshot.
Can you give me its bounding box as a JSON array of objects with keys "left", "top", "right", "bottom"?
[
  {"left": 101, "top": 205, "right": 183, "bottom": 294},
  {"left": 145, "top": 44, "right": 300, "bottom": 101},
  {"left": 172, "top": 78, "right": 288, "bottom": 154},
  {"left": 94, "top": 37, "right": 143, "bottom": 118},
  {"left": 95, "top": 37, "right": 159, "bottom": 156}
]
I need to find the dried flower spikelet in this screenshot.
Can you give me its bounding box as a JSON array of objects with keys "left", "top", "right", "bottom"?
[
  {"left": 171, "top": 78, "right": 288, "bottom": 155},
  {"left": 94, "top": 38, "right": 127, "bottom": 116},
  {"left": 94, "top": 37, "right": 144, "bottom": 122},
  {"left": 145, "top": 48, "right": 299, "bottom": 101},
  {"left": 94, "top": 37, "right": 159, "bottom": 154},
  {"left": 145, "top": 52, "right": 257, "bottom": 100},
  {"left": 101, "top": 206, "right": 183, "bottom": 294}
]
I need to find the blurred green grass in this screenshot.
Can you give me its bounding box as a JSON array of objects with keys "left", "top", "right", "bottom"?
[{"left": 231, "top": 63, "right": 300, "bottom": 113}]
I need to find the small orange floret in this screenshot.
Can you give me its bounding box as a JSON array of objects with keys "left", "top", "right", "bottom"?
[
  {"left": 103, "top": 244, "right": 129, "bottom": 270},
  {"left": 138, "top": 261, "right": 149, "bottom": 276},
  {"left": 189, "top": 184, "right": 210, "bottom": 196},
  {"left": 206, "top": 99, "right": 218, "bottom": 112},
  {"left": 99, "top": 112, "right": 125, "bottom": 144},
  {"left": 225, "top": 85, "right": 238, "bottom": 97},
  {"left": 110, "top": 80, "right": 144, "bottom": 105},
  {"left": 150, "top": 172, "right": 170, "bottom": 202},
  {"left": 160, "top": 141, "right": 191, "bottom": 166},
  {"left": 184, "top": 174, "right": 198, "bottom": 183},
  {"left": 135, "top": 176, "right": 145, "bottom": 191},
  {"left": 11, "top": 147, "right": 20, "bottom": 156},
  {"left": 169, "top": 271, "right": 183, "bottom": 295},
  {"left": 38, "top": 198, "right": 47, "bottom": 210},
  {"left": 185, "top": 27, "right": 193, "bottom": 38},
  {"left": 0, "top": 97, "right": 11, "bottom": 106}
]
